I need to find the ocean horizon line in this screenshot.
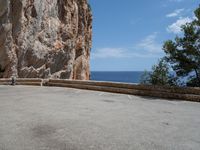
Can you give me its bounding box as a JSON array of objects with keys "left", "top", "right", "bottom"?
[{"left": 90, "top": 71, "right": 145, "bottom": 83}]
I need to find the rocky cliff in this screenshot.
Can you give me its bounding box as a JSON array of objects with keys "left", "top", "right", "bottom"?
[{"left": 0, "top": 0, "right": 92, "bottom": 80}]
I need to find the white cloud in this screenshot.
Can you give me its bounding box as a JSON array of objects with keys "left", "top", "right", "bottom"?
[
  {"left": 91, "top": 47, "right": 161, "bottom": 59},
  {"left": 137, "top": 33, "right": 162, "bottom": 53},
  {"left": 167, "top": 17, "right": 193, "bottom": 34},
  {"left": 166, "top": 9, "right": 184, "bottom": 18},
  {"left": 92, "top": 48, "right": 128, "bottom": 59},
  {"left": 91, "top": 33, "right": 163, "bottom": 59}
]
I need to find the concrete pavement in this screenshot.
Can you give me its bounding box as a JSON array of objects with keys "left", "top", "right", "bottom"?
[{"left": 0, "top": 85, "right": 200, "bottom": 150}]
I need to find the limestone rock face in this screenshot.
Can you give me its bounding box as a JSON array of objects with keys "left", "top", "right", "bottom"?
[{"left": 0, "top": 0, "right": 92, "bottom": 80}]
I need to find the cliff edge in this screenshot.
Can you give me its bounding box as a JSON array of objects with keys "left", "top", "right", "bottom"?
[{"left": 0, "top": 0, "right": 92, "bottom": 80}]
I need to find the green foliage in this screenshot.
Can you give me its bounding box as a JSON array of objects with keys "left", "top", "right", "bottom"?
[
  {"left": 140, "top": 70, "right": 151, "bottom": 85},
  {"left": 150, "top": 59, "right": 170, "bottom": 86},
  {"left": 140, "top": 59, "right": 176, "bottom": 86},
  {"left": 163, "top": 5, "right": 200, "bottom": 87},
  {"left": 187, "top": 76, "right": 200, "bottom": 87}
]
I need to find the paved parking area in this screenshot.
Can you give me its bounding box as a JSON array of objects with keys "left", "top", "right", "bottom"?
[{"left": 0, "top": 85, "right": 200, "bottom": 150}]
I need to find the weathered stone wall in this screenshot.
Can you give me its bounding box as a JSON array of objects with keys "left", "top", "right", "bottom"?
[
  {"left": 1, "top": 78, "right": 200, "bottom": 102},
  {"left": 0, "top": 0, "right": 92, "bottom": 80}
]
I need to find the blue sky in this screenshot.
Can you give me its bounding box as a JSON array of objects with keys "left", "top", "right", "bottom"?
[{"left": 89, "top": 0, "right": 199, "bottom": 71}]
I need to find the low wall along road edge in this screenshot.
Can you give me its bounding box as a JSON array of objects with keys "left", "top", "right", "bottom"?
[{"left": 0, "top": 78, "right": 200, "bottom": 102}]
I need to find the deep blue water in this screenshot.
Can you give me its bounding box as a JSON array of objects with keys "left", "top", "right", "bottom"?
[{"left": 90, "top": 71, "right": 144, "bottom": 83}]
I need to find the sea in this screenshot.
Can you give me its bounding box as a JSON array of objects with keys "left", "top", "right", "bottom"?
[{"left": 90, "top": 71, "right": 144, "bottom": 84}]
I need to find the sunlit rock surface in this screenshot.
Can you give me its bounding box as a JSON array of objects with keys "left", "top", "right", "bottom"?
[{"left": 0, "top": 0, "right": 92, "bottom": 79}]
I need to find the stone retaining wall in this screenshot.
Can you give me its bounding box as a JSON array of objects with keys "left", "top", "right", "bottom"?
[
  {"left": 0, "top": 78, "right": 200, "bottom": 102},
  {"left": 0, "top": 78, "right": 42, "bottom": 86}
]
